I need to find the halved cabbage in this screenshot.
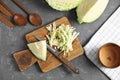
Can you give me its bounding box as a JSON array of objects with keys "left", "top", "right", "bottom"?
[
  {"left": 46, "top": 0, "right": 83, "bottom": 11},
  {"left": 76, "top": 0, "right": 109, "bottom": 24}
]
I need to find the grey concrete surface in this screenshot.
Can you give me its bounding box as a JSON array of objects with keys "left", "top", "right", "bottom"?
[{"left": 0, "top": 0, "right": 119, "bottom": 80}]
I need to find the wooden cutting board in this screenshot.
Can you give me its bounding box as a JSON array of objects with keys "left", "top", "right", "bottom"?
[
  {"left": 13, "top": 17, "right": 84, "bottom": 72},
  {"left": 25, "top": 17, "right": 84, "bottom": 72}
]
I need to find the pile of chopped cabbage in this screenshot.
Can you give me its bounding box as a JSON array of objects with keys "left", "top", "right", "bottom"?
[{"left": 46, "top": 22, "right": 79, "bottom": 54}]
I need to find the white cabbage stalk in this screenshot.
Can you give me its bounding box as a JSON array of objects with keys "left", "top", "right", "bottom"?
[{"left": 46, "top": 22, "right": 79, "bottom": 53}]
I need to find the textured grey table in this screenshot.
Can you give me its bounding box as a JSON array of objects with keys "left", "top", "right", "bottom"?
[{"left": 0, "top": 0, "right": 120, "bottom": 80}]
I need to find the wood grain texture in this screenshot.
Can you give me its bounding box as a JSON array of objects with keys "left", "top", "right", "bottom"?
[
  {"left": 0, "top": 0, "right": 14, "bottom": 16},
  {"left": 13, "top": 50, "right": 37, "bottom": 71},
  {"left": 0, "top": 12, "right": 14, "bottom": 28},
  {"left": 0, "top": 4, "right": 12, "bottom": 16},
  {"left": 25, "top": 17, "right": 84, "bottom": 72}
]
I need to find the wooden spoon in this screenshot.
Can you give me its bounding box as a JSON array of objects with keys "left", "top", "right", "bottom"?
[
  {"left": 99, "top": 43, "right": 120, "bottom": 68},
  {"left": 13, "top": 0, "right": 42, "bottom": 26},
  {"left": 0, "top": 0, "right": 27, "bottom": 26}
]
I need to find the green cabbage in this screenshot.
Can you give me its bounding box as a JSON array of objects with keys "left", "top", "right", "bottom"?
[
  {"left": 46, "top": 0, "right": 83, "bottom": 11},
  {"left": 76, "top": 0, "right": 109, "bottom": 23}
]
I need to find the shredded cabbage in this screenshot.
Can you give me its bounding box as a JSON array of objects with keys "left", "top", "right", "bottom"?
[{"left": 46, "top": 22, "right": 79, "bottom": 54}]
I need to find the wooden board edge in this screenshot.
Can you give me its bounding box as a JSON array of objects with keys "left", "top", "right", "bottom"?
[{"left": 13, "top": 49, "right": 37, "bottom": 72}]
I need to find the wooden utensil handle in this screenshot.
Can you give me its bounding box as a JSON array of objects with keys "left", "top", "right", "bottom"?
[
  {"left": 0, "top": 12, "right": 14, "bottom": 28},
  {"left": 13, "top": 0, "right": 30, "bottom": 14},
  {"left": 0, "top": 4, "right": 12, "bottom": 16},
  {"left": 58, "top": 55, "right": 80, "bottom": 74},
  {"left": 0, "top": 0, "right": 14, "bottom": 15}
]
